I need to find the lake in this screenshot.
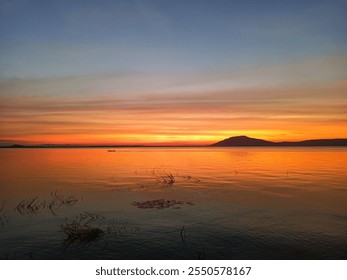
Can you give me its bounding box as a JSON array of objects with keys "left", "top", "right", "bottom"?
[{"left": 0, "top": 147, "right": 346, "bottom": 259}]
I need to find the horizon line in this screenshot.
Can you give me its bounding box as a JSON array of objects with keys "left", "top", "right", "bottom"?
[{"left": 2, "top": 135, "right": 347, "bottom": 148}]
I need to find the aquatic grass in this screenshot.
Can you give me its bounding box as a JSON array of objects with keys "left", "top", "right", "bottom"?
[
  {"left": 197, "top": 246, "right": 206, "bottom": 259},
  {"left": 152, "top": 169, "right": 201, "bottom": 185},
  {"left": 106, "top": 220, "right": 129, "bottom": 237},
  {"left": 0, "top": 200, "right": 8, "bottom": 226},
  {"left": 180, "top": 226, "right": 186, "bottom": 243},
  {"left": 15, "top": 196, "right": 45, "bottom": 215},
  {"left": 152, "top": 170, "right": 176, "bottom": 184},
  {"left": 49, "top": 191, "right": 78, "bottom": 210},
  {"left": 62, "top": 222, "right": 104, "bottom": 245},
  {"left": 159, "top": 173, "right": 175, "bottom": 184},
  {"left": 62, "top": 212, "right": 105, "bottom": 245},
  {"left": 0, "top": 200, "right": 5, "bottom": 213},
  {"left": 15, "top": 192, "right": 78, "bottom": 215},
  {"left": 105, "top": 220, "right": 140, "bottom": 237},
  {"left": 178, "top": 226, "right": 205, "bottom": 259},
  {"left": 61, "top": 212, "right": 140, "bottom": 248}
]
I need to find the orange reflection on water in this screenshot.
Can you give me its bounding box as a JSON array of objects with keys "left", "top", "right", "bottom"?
[{"left": 1, "top": 147, "right": 347, "bottom": 213}]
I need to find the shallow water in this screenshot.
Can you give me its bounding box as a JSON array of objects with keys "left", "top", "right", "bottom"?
[{"left": 0, "top": 147, "right": 346, "bottom": 259}]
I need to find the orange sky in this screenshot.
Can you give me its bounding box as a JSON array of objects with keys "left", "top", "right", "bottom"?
[
  {"left": 1, "top": 67, "right": 347, "bottom": 145},
  {"left": 1, "top": 1, "right": 347, "bottom": 146}
]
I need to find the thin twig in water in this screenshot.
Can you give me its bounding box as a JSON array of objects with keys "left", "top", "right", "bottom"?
[
  {"left": 197, "top": 246, "right": 205, "bottom": 259},
  {"left": 0, "top": 200, "right": 8, "bottom": 226},
  {"left": 0, "top": 200, "right": 5, "bottom": 213},
  {"left": 180, "top": 226, "right": 185, "bottom": 243}
]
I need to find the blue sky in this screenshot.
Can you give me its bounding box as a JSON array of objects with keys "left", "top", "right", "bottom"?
[{"left": 1, "top": 0, "right": 346, "bottom": 78}]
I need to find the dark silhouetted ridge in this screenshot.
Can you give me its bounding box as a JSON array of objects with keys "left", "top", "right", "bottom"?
[
  {"left": 212, "top": 136, "right": 347, "bottom": 147},
  {"left": 211, "top": 136, "right": 275, "bottom": 146},
  {"left": 279, "top": 139, "right": 347, "bottom": 146}
]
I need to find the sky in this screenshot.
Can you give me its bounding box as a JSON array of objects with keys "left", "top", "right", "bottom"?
[{"left": 0, "top": 0, "right": 347, "bottom": 145}]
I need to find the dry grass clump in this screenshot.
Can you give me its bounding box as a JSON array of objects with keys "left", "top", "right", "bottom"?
[
  {"left": 131, "top": 199, "right": 195, "bottom": 210},
  {"left": 62, "top": 212, "right": 105, "bottom": 245},
  {"left": 62, "top": 224, "right": 104, "bottom": 244},
  {"left": 61, "top": 212, "right": 141, "bottom": 248}
]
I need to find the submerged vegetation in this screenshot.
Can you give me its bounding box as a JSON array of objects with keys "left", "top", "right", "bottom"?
[
  {"left": 62, "top": 212, "right": 140, "bottom": 248},
  {"left": 3, "top": 168, "right": 200, "bottom": 257}
]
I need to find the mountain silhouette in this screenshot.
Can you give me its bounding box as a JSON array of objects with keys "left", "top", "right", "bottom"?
[
  {"left": 211, "top": 136, "right": 274, "bottom": 146},
  {"left": 212, "top": 136, "right": 347, "bottom": 146}
]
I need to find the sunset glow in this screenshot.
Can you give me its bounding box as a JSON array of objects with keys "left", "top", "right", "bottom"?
[{"left": 1, "top": 0, "right": 346, "bottom": 145}]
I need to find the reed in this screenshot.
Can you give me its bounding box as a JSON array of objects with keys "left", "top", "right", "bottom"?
[
  {"left": 49, "top": 191, "right": 78, "bottom": 210},
  {"left": 105, "top": 220, "right": 140, "bottom": 237},
  {"left": 62, "top": 212, "right": 105, "bottom": 245},
  {"left": 0, "top": 200, "right": 5, "bottom": 213},
  {"left": 178, "top": 226, "right": 206, "bottom": 259},
  {"left": 160, "top": 173, "right": 175, "bottom": 184},
  {"left": 153, "top": 169, "right": 201, "bottom": 185},
  {"left": 0, "top": 200, "right": 7, "bottom": 226},
  {"left": 197, "top": 246, "right": 206, "bottom": 259},
  {"left": 15, "top": 192, "right": 78, "bottom": 215},
  {"left": 15, "top": 196, "right": 45, "bottom": 215},
  {"left": 153, "top": 170, "right": 176, "bottom": 184},
  {"left": 180, "top": 226, "right": 185, "bottom": 243},
  {"left": 62, "top": 223, "right": 104, "bottom": 244}
]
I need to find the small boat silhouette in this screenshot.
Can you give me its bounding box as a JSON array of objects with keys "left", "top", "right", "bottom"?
[{"left": 107, "top": 150, "right": 116, "bottom": 152}]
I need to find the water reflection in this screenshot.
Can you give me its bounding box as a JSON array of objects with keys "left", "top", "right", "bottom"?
[{"left": 0, "top": 148, "right": 346, "bottom": 259}]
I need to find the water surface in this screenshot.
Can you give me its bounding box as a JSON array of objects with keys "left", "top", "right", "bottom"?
[{"left": 0, "top": 147, "right": 346, "bottom": 259}]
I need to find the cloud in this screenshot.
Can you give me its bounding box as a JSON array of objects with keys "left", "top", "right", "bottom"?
[
  {"left": 1, "top": 54, "right": 346, "bottom": 144},
  {"left": 1, "top": 78, "right": 346, "bottom": 144}
]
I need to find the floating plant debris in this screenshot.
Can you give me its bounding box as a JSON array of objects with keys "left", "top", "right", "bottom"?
[{"left": 131, "top": 199, "right": 195, "bottom": 209}]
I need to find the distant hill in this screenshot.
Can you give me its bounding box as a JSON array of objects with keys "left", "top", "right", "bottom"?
[
  {"left": 211, "top": 136, "right": 275, "bottom": 146},
  {"left": 279, "top": 139, "right": 347, "bottom": 146},
  {"left": 212, "top": 136, "right": 347, "bottom": 147}
]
